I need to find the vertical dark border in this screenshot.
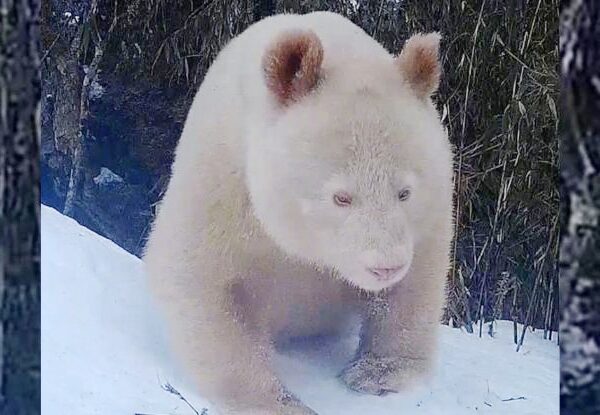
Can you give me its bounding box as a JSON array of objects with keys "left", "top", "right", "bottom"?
[
  {"left": 0, "top": 0, "right": 41, "bottom": 413},
  {"left": 560, "top": 0, "right": 600, "bottom": 413}
]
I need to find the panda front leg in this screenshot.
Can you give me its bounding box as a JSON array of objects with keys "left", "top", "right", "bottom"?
[
  {"left": 339, "top": 246, "right": 448, "bottom": 395},
  {"left": 150, "top": 264, "right": 317, "bottom": 415}
]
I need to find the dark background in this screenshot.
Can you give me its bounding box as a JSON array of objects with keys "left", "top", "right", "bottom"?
[{"left": 40, "top": 0, "right": 558, "bottom": 365}]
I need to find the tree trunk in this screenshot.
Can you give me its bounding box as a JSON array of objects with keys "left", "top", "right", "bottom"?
[
  {"left": 560, "top": 0, "right": 600, "bottom": 413},
  {"left": 0, "top": 0, "right": 41, "bottom": 413}
]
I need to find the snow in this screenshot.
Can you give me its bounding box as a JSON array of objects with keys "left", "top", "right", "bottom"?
[
  {"left": 592, "top": 76, "right": 600, "bottom": 94},
  {"left": 89, "top": 78, "right": 106, "bottom": 100},
  {"left": 42, "top": 205, "right": 559, "bottom": 415},
  {"left": 93, "top": 167, "right": 124, "bottom": 186},
  {"left": 62, "top": 11, "right": 80, "bottom": 26}
]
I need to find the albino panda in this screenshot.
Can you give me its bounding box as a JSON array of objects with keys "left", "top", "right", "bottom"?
[{"left": 144, "top": 11, "right": 454, "bottom": 415}]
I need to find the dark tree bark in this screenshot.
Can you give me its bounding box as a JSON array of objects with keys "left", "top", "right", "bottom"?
[
  {"left": 0, "top": 0, "right": 41, "bottom": 413},
  {"left": 560, "top": 0, "right": 600, "bottom": 413}
]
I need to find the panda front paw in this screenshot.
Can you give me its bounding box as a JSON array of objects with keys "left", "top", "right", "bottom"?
[{"left": 338, "top": 352, "right": 430, "bottom": 396}]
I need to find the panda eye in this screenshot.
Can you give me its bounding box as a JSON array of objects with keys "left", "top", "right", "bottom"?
[
  {"left": 398, "top": 188, "right": 411, "bottom": 201},
  {"left": 333, "top": 191, "right": 352, "bottom": 207}
]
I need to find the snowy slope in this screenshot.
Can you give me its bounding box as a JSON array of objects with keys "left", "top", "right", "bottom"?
[{"left": 41, "top": 205, "right": 559, "bottom": 415}]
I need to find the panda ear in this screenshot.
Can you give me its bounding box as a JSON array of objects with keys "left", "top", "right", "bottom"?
[
  {"left": 395, "top": 32, "right": 442, "bottom": 99},
  {"left": 262, "top": 30, "right": 324, "bottom": 107}
]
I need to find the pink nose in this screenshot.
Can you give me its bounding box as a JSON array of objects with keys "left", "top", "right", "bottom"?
[{"left": 367, "top": 266, "right": 403, "bottom": 281}]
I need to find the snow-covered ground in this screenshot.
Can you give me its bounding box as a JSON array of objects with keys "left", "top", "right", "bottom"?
[{"left": 41, "top": 205, "right": 559, "bottom": 415}]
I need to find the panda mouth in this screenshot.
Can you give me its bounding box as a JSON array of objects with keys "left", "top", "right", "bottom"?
[{"left": 367, "top": 265, "right": 405, "bottom": 281}]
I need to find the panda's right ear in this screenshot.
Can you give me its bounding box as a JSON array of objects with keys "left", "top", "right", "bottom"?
[{"left": 262, "top": 30, "right": 324, "bottom": 107}]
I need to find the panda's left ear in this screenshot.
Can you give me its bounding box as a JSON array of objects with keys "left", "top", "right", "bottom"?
[{"left": 395, "top": 32, "right": 442, "bottom": 99}]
